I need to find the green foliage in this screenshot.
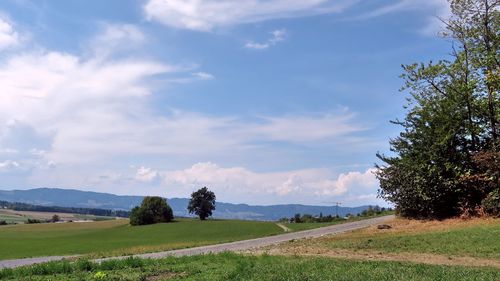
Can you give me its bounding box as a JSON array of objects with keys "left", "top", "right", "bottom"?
[
  {"left": 188, "top": 187, "right": 216, "bottom": 220},
  {"left": 288, "top": 206, "right": 392, "bottom": 223},
  {"left": 482, "top": 189, "right": 500, "bottom": 217},
  {"left": 1, "top": 253, "right": 499, "bottom": 280},
  {"left": 51, "top": 214, "right": 60, "bottom": 223},
  {"left": 26, "top": 218, "right": 43, "bottom": 224},
  {"left": 377, "top": 0, "right": 499, "bottom": 218},
  {"left": 129, "top": 196, "right": 173, "bottom": 226}
]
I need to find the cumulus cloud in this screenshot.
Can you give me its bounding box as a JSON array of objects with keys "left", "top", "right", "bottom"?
[
  {"left": 0, "top": 17, "right": 20, "bottom": 50},
  {"left": 143, "top": 0, "right": 357, "bottom": 31},
  {"left": 245, "top": 28, "right": 287, "bottom": 50},
  {"left": 159, "top": 162, "right": 379, "bottom": 204}
]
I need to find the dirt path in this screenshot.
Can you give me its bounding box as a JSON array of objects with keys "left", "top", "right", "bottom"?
[
  {"left": 0, "top": 215, "right": 394, "bottom": 269},
  {"left": 275, "top": 223, "right": 291, "bottom": 232},
  {"left": 252, "top": 246, "right": 500, "bottom": 268}
]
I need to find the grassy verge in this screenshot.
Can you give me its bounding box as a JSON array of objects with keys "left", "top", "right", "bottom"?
[
  {"left": 283, "top": 212, "right": 394, "bottom": 231},
  {"left": 315, "top": 218, "right": 500, "bottom": 259},
  {"left": 1, "top": 253, "right": 498, "bottom": 281},
  {"left": 0, "top": 219, "right": 282, "bottom": 260}
]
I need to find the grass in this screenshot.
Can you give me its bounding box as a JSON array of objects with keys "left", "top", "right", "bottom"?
[
  {"left": 284, "top": 221, "right": 343, "bottom": 231},
  {"left": 0, "top": 214, "right": 27, "bottom": 224},
  {"left": 0, "top": 253, "right": 498, "bottom": 281},
  {"left": 318, "top": 218, "right": 500, "bottom": 259},
  {"left": 0, "top": 219, "right": 282, "bottom": 260},
  {"left": 283, "top": 212, "right": 395, "bottom": 231}
]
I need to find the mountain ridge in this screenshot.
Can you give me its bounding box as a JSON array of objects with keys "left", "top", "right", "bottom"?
[{"left": 0, "top": 188, "right": 371, "bottom": 221}]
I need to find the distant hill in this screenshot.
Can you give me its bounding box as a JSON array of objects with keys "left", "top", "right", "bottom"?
[{"left": 0, "top": 188, "right": 371, "bottom": 221}]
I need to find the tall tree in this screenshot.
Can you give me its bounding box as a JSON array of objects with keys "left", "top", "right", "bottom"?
[
  {"left": 188, "top": 187, "right": 216, "bottom": 220},
  {"left": 376, "top": 0, "right": 499, "bottom": 218}
]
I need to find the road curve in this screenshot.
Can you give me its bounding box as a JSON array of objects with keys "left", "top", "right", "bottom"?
[{"left": 0, "top": 215, "right": 394, "bottom": 269}]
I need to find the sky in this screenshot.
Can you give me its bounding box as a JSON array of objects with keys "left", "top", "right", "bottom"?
[{"left": 0, "top": 0, "right": 452, "bottom": 206}]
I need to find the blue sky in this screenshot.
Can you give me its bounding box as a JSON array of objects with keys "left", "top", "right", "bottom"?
[{"left": 0, "top": 0, "right": 451, "bottom": 206}]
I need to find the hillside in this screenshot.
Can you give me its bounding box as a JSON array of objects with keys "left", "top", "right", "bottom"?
[{"left": 0, "top": 188, "right": 370, "bottom": 220}]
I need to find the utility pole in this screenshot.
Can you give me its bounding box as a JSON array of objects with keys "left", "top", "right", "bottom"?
[{"left": 322, "top": 201, "right": 342, "bottom": 217}]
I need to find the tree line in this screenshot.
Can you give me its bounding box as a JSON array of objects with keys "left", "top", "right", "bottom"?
[
  {"left": 281, "top": 206, "right": 393, "bottom": 223},
  {"left": 376, "top": 0, "right": 499, "bottom": 218}
]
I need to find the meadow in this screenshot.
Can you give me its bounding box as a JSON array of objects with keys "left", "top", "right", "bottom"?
[
  {"left": 0, "top": 219, "right": 282, "bottom": 260},
  {"left": 0, "top": 209, "right": 114, "bottom": 224},
  {"left": 1, "top": 217, "right": 499, "bottom": 280},
  {"left": 0, "top": 253, "right": 498, "bottom": 281}
]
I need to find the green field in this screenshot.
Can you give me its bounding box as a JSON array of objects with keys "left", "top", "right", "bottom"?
[
  {"left": 1, "top": 253, "right": 498, "bottom": 281},
  {"left": 0, "top": 219, "right": 282, "bottom": 260},
  {"left": 1, "top": 217, "right": 499, "bottom": 280}
]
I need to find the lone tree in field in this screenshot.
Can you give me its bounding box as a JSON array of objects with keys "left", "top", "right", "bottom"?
[
  {"left": 130, "top": 196, "right": 173, "bottom": 226},
  {"left": 188, "top": 187, "right": 216, "bottom": 220},
  {"left": 376, "top": 0, "right": 499, "bottom": 219},
  {"left": 51, "top": 214, "right": 60, "bottom": 223}
]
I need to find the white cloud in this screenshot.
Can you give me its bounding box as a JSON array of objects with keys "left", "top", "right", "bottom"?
[
  {"left": 144, "top": 0, "right": 357, "bottom": 31},
  {"left": 245, "top": 111, "right": 366, "bottom": 142},
  {"left": 0, "top": 148, "right": 18, "bottom": 154},
  {"left": 192, "top": 71, "right": 215, "bottom": 80},
  {"left": 160, "top": 162, "right": 379, "bottom": 204},
  {"left": 0, "top": 17, "right": 20, "bottom": 50},
  {"left": 135, "top": 166, "right": 160, "bottom": 183},
  {"left": 90, "top": 24, "right": 146, "bottom": 58},
  {"left": 354, "top": 0, "right": 451, "bottom": 36},
  {"left": 245, "top": 28, "right": 287, "bottom": 50},
  {"left": 0, "top": 160, "right": 20, "bottom": 172}
]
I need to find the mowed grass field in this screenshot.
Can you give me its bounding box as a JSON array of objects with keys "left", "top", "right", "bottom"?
[
  {"left": 1, "top": 253, "right": 499, "bottom": 280},
  {"left": 0, "top": 209, "right": 114, "bottom": 224},
  {"left": 0, "top": 219, "right": 282, "bottom": 260}
]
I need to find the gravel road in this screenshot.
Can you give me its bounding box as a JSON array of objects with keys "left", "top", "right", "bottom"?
[{"left": 0, "top": 215, "right": 394, "bottom": 269}]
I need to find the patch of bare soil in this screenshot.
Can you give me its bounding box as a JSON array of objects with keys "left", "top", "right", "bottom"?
[{"left": 247, "top": 246, "right": 500, "bottom": 268}]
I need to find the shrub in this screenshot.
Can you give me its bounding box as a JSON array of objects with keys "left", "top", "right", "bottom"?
[
  {"left": 129, "top": 196, "right": 173, "bottom": 226},
  {"left": 26, "top": 218, "right": 43, "bottom": 224},
  {"left": 482, "top": 189, "right": 500, "bottom": 217}
]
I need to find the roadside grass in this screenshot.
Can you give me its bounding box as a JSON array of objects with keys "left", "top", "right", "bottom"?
[
  {"left": 1, "top": 253, "right": 498, "bottom": 281},
  {"left": 321, "top": 218, "right": 500, "bottom": 259},
  {"left": 0, "top": 219, "right": 282, "bottom": 260},
  {"left": 277, "top": 217, "right": 500, "bottom": 260},
  {"left": 284, "top": 212, "right": 395, "bottom": 232}
]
